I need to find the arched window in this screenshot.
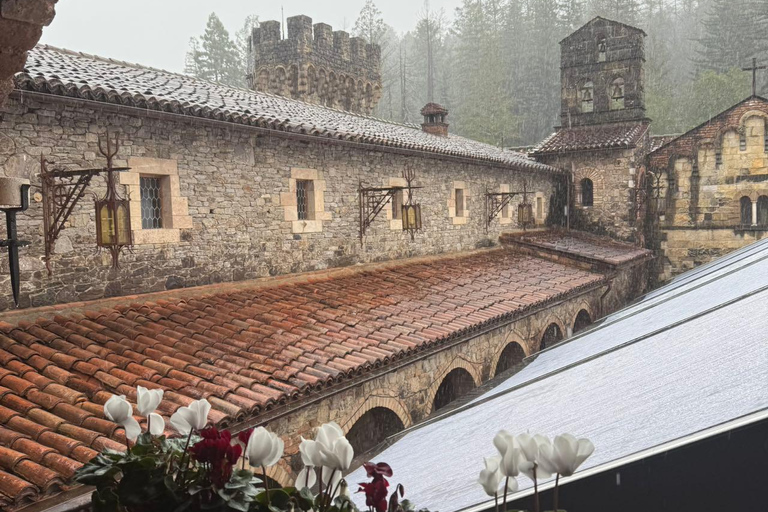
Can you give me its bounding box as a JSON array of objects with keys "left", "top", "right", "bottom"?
[
  {"left": 494, "top": 342, "right": 526, "bottom": 377},
  {"left": 580, "top": 81, "right": 594, "bottom": 113},
  {"left": 573, "top": 309, "right": 592, "bottom": 334},
  {"left": 610, "top": 78, "right": 625, "bottom": 110},
  {"left": 580, "top": 178, "right": 594, "bottom": 207},
  {"left": 346, "top": 407, "right": 405, "bottom": 457},
  {"left": 597, "top": 38, "right": 607, "bottom": 62},
  {"left": 757, "top": 196, "right": 768, "bottom": 226},
  {"left": 740, "top": 196, "right": 753, "bottom": 225},
  {"left": 540, "top": 323, "right": 563, "bottom": 351},
  {"left": 433, "top": 368, "right": 475, "bottom": 412}
]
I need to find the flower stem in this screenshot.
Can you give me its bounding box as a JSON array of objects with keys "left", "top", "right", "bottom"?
[
  {"left": 263, "top": 466, "right": 271, "bottom": 506},
  {"left": 176, "top": 431, "right": 194, "bottom": 484},
  {"left": 533, "top": 466, "right": 539, "bottom": 512},
  {"left": 553, "top": 473, "right": 560, "bottom": 512},
  {"left": 147, "top": 414, "right": 151, "bottom": 435},
  {"left": 318, "top": 467, "right": 324, "bottom": 504},
  {"left": 494, "top": 493, "right": 499, "bottom": 512},
  {"left": 502, "top": 477, "right": 509, "bottom": 512}
]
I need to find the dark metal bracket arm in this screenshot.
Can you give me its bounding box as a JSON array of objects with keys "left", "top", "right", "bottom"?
[
  {"left": 358, "top": 181, "right": 423, "bottom": 241},
  {"left": 485, "top": 190, "right": 518, "bottom": 232}
]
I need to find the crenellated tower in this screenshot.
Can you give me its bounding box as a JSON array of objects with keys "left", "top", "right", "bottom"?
[{"left": 247, "top": 15, "right": 382, "bottom": 115}]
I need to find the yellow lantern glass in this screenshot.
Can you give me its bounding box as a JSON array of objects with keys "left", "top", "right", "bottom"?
[
  {"left": 96, "top": 199, "right": 132, "bottom": 247},
  {"left": 402, "top": 204, "right": 422, "bottom": 231},
  {"left": 518, "top": 203, "right": 533, "bottom": 226}
]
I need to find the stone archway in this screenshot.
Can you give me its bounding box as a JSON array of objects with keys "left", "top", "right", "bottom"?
[
  {"left": 494, "top": 342, "right": 526, "bottom": 377},
  {"left": 345, "top": 406, "right": 406, "bottom": 457},
  {"left": 432, "top": 367, "right": 476, "bottom": 412},
  {"left": 540, "top": 322, "right": 563, "bottom": 350},
  {"left": 572, "top": 309, "right": 592, "bottom": 334}
]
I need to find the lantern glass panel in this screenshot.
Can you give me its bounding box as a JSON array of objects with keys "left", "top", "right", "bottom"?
[
  {"left": 402, "top": 204, "right": 422, "bottom": 230},
  {"left": 96, "top": 200, "right": 132, "bottom": 247}
]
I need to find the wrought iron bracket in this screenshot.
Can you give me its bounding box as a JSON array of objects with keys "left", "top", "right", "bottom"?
[
  {"left": 485, "top": 191, "right": 518, "bottom": 232},
  {"left": 358, "top": 171, "right": 423, "bottom": 241},
  {"left": 40, "top": 132, "right": 131, "bottom": 275}
]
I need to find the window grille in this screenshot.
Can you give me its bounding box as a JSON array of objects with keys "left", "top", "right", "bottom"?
[
  {"left": 455, "top": 189, "right": 464, "bottom": 217},
  {"left": 140, "top": 176, "right": 163, "bottom": 229},
  {"left": 740, "top": 133, "right": 747, "bottom": 151},
  {"left": 715, "top": 147, "right": 722, "bottom": 168},
  {"left": 296, "top": 179, "right": 312, "bottom": 220}
]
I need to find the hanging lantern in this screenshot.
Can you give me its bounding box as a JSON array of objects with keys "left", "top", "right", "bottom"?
[
  {"left": 402, "top": 204, "right": 422, "bottom": 231},
  {"left": 518, "top": 202, "right": 533, "bottom": 227},
  {"left": 95, "top": 198, "right": 131, "bottom": 247}
]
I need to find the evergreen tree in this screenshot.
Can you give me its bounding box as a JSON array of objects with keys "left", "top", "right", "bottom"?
[
  {"left": 235, "top": 15, "right": 260, "bottom": 82},
  {"left": 694, "top": 0, "right": 764, "bottom": 75},
  {"left": 353, "top": 0, "right": 388, "bottom": 45},
  {"left": 185, "top": 13, "right": 242, "bottom": 87}
]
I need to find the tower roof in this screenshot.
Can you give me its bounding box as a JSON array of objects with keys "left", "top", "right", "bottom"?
[{"left": 559, "top": 16, "right": 646, "bottom": 45}]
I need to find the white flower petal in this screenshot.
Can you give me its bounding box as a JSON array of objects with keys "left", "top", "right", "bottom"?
[
  {"left": 296, "top": 466, "right": 316, "bottom": 490},
  {"left": 122, "top": 416, "right": 141, "bottom": 441},
  {"left": 148, "top": 413, "right": 165, "bottom": 436}
]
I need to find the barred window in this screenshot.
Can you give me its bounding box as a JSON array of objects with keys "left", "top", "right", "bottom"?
[
  {"left": 715, "top": 147, "right": 722, "bottom": 168},
  {"left": 140, "top": 176, "right": 163, "bottom": 229},
  {"left": 296, "top": 179, "right": 314, "bottom": 221},
  {"left": 740, "top": 132, "right": 747, "bottom": 151},
  {"left": 455, "top": 188, "right": 465, "bottom": 217}
]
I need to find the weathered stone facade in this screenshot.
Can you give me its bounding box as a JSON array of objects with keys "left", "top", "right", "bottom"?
[
  {"left": 247, "top": 15, "right": 381, "bottom": 115},
  {"left": 647, "top": 96, "right": 768, "bottom": 280},
  {"left": 0, "top": 94, "right": 555, "bottom": 312},
  {"left": 0, "top": 0, "right": 57, "bottom": 106}
]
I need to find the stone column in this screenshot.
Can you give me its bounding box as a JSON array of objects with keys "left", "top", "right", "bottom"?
[
  {"left": 752, "top": 199, "right": 758, "bottom": 226},
  {"left": 0, "top": 0, "right": 57, "bottom": 106}
]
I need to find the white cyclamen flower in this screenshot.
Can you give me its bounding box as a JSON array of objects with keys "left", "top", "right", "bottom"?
[
  {"left": 315, "top": 422, "right": 344, "bottom": 448},
  {"left": 296, "top": 466, "right": 317, "bottom": 489},
  {"left": 104, "top": 395, "right": 141, "bottom": 441},
  {"left": 246, "top": 427, "right": 284, "bottom": 467},
  {"left": 148, "top": 413, "right": 165, "bottom": 435},
  {"left": 493, "top": 430, "right": 526, "bottom": 477},
  {"left": 478, "top": 456, "right": 518, "bottom": 497},
  {"left": 299, "top": 437, "right": 323, "bottom": 467},
  {"left": 170, "top": 398, "right": 211, "bottom": 435},
  {"left": 318, "top": 436, "right": 354, "bottom": 472},
  {"left": 517, "top": 433, "right": 552, "bottom": 481},
  {"left": 136, "top": 386, "right": 164, "bottom": 416},
  {"left": 539, "top": 433, "right": 595, "bottom": 477}
]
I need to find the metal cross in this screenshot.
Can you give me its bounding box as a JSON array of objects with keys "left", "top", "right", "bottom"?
[{"left": 742, "top": 57, "right": 766, "bottom": 97}]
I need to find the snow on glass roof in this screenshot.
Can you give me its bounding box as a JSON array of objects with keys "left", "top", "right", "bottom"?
[{"left": 348, "top": 239, "right": 768, "bottom": 512}]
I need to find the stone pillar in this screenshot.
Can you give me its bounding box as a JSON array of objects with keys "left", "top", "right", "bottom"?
[
  {"left": 0, "top": 0, "right": 57, "bottom": 106},
  {"left": 752, "top": 199, "right": 758, "bottom": 226}
]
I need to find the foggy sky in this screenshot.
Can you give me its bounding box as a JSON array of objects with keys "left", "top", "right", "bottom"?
[{"left": 40, "top": 0, "right": 463, "bottom": 74}]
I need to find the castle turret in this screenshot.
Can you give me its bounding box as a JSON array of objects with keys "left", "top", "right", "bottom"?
[{"left": 247, "top": 15, "right": 382, "bottom": 115}]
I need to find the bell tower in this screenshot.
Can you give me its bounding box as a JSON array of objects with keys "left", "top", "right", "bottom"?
[{"left": 559, "top": 17, "right": 647, "bottom": 127}]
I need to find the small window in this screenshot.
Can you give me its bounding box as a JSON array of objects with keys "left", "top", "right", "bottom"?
[
  {"left": 758, "top": 196, "right": 768, "bottom": 226},
  {"left": 740, "top": 132, "right": 747, "bottom": 151},
  {"left": 296, "top": 179, "right": 315, "bottom": 221},
  {"left": 455, "top": 188, "right": 465, "bottom": 217},
  {"left": 716, "top": 147, "right": 722, "bottom": 168},
  {"left": 140, "top": 176, "right": 163, "bottom": 229},
  {"left": 610, "top": 78, "right": 625, "bottom": 110},
  {"left": 581, "top": 81, "right": 594, "bottom": 113},
  {"left": 536, "top": 197, "right": 543, "bottom": 220},
  {"left": 580, "top": 178, "right": 594, "bottom": 207},
  {"left": 764, "top": 123, "right": 768, "bottom": 153},
  {"left": 392, "top": 189, "right": 403, "bottom": 220},
  {"left": 597, "top": 38, "right": 607, "bottom": 62},
  {"left": 740, "top": 196, "right": 752, "bottom": 225}
]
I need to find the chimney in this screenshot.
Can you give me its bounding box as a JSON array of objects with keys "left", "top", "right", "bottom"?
[{"left": 420, "top": 103, "right": 449, "bottom": 137}]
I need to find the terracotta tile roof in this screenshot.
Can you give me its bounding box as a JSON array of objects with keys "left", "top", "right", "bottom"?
[
  {"left": 0, "top": 249, "right": 602, "bottom": 510},
  {"left": 649, "top": 134, "right": 680, "bottom": 153},
  {"left": 14, "top": 46, "right": 558, "bottom": 175},
  {"left": 532, "top": 122, "right": 649, "bottom": 155},
  {"left": 503, "top": 231, "right": 652, "bottom": 266}
]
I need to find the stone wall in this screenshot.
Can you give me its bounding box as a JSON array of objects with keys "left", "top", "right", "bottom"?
[
  {"left": 249, "top": 286, "right": 605, "bottom": 486},
  {"left": 647, "top": 97, "right": 768, "bottom": 280},
  {"left": 538, "top": 147, "right": 642, "bottom": 242},
  {"left": 0, "top": 94, "right": 556, "bottom": 311}
]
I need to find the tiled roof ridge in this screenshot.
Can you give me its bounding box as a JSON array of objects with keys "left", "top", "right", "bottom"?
[
  {"left": 532, "top": 120, "right": 650, "bottom": 155},
  {"left": 26, "top": 45, "right": 420, "bottom": 131},
  {"left": 16, "top": 45, "right": 557, "bottom": 174}
]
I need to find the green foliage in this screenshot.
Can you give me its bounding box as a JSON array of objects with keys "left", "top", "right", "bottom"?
[{"left": 186, "top": 13, "right": 243, "bottom": 88}]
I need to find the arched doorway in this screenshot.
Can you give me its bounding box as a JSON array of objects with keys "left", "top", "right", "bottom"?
[
  {"left": 540, "top": 323, "right": 563, "bottom": 350},
  {"left": 345, "top": 407, "right": 405, "bottom": 457},
  {"left": 572, "top": 309, "right": 592, "bottom": 334},
  {"left": 494, "top": 342, "right": 526, "bottom": 377},
  {"left": 432, "top": 368, "right": 476, "bottom": 412}
]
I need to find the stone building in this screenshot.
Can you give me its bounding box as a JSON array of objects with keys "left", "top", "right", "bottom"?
[
  {"left": 0, "top": 38, "right": 654, "bottom": 510},
  {"left": 247, "top": 15, "right": 381, "bottom": 115},
  {"left": 532, "top": 17, "right": 651, "bottom": 243},
  {"left": 646, "top": 96, "right": 768, "bottom": 279}
]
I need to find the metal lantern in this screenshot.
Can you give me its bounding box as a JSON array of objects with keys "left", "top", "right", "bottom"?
[
  {"left": 402, "top": 204, "right": 422, "bottom": 231},
  {"left": 518, "top": 202, "right": 533, "bottom": 228},
  {"left": 95, "top": 198, "right": 131, "bottom": 247}
]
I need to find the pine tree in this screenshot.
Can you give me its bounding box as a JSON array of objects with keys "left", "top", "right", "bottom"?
[
  {"left": 235, "top": 15, "right": 260, "bottom": 83},
  {"left": 353, "top": 0, "right": 387, "bottom": 45},
  {"left": 694, "top": 0, "right": 762, "bottom": 75},
  {"left": 185, "top": 13, "right": 242, "bottom": 87}
]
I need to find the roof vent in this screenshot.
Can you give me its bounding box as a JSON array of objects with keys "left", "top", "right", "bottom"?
[{"left": 420, "top": 103, "right": 449, "bottom": 137}]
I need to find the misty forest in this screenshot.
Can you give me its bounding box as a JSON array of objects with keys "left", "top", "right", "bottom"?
[{"left": 185, "top": 0, "right": 767, "bottom": 147}]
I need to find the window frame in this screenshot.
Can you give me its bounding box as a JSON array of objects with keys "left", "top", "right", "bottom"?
[
  {"left": 455, "top": 188, "right": 465, "bottom": 217},
  {"left": 139, "top": 175, "right": 165, "bottom": 230},
  {"left": 740, "top": 196, "right": 753, "bottom": 226},
  {"left": 295, "top": 179, "right": 315, "bottom": 221},
  {"left": 610, "top": 77, "right": 625, "bottom": 111},
  {"left": 580, "top": 178, "right": 594, "bottom": 207}
]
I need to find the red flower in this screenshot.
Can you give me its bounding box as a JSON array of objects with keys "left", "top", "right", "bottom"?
[
  {"left": 191, "top": 427, "right": 242, "bottom": 487},
  {"left": 363, "top": 462, "right": 393, "bottom": 478},
  {"left": 358, "top": 462, "right": 393, "bottom": 512},
  {"left": 237, "top": 427, "right": 253, "bottom": 446}
]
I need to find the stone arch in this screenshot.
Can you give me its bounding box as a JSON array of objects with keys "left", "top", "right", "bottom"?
[
  {"left": 539, "top": 321, "right": 564, "bottom": 351},
  {"left": 573, "top": 167, "right": 603, "bottom": 208},
  {"left": 425, "top": 358, "right": 482, "bottom": 412},
  {"left": 580, "top": 178, "right": 594, "bottom": 206},
  {"left": 317, "top": 68, "right": 328, "bottom": 105},
  {"left": 340, "top": 391, "right": 412, "bottom": 434},
  {"left": 306, "top": 65, "right": 317, "bottom": 98},
  {"left": 738, "top": 110, "right": 768, "bottom": 127},
  {"left": 289, "top": 64, "right": 300, "bottom": 99},
  {"left": 492, "top": 341, "right": 527, "bottom": 377},
  {"left": 345, "top": 406, "right": 406, "bottom": 457},
  {"left": 758, "top": 195, "right": 768, "bottom": 226},
  {"left": 273, "top": 66, "right": 288, "bottom": 97},
  {"left": 609, "top": 76, "right": 625, "bottom": 110},
  {"left": 580, "top": 80, "right": 594, "bottom": 113},
  {"left": 740, "top": 196, "right": 753, "bottom": 225},
  {"left": 364, "top": 82, "right": 374, "bottom": 114},
  {"left": 343, "top": 76, "right": 356, "bottom": 111},
  {"left": 572, "top": 308, "right": 593, "bottom": 334},
  {"left": 327, "top": 72, "right": 338, "bottom": 107},
  {"left": 432, "top": 367, "right": 476, "bottom": 412}
]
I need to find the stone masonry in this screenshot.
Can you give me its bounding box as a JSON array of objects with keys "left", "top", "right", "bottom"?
[
  {"left": 0, "top": 94, "right": 554, "bottom": 312},
  {"left": 248, "top": 15, "right": 381, "bottom": 115}
]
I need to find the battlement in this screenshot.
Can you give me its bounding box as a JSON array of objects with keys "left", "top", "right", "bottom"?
[{"left": 247, "top": 15, "right": 382, "bottom": 114}]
